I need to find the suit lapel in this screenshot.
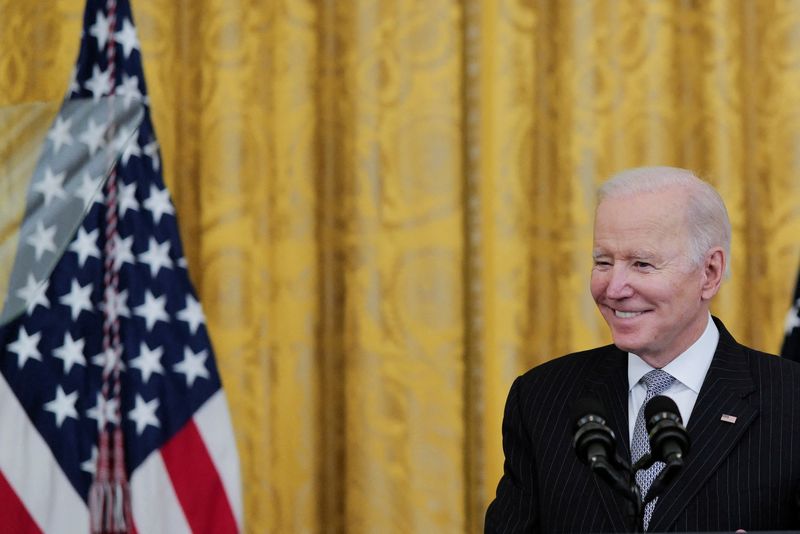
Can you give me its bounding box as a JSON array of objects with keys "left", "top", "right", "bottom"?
[
  {"left": 648, "top": 318, "right": 757, "bottom": 531},
  {"left": 581, "top": 346, "right": 632, "bottom": 532}
]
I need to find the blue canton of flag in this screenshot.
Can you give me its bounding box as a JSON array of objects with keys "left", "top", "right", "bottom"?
[
  {"left": 782, "top": 267, "right": 800, "bottom": 361},
  {"left": 0, "top": 1, "right": 242, "bottom": 532}
]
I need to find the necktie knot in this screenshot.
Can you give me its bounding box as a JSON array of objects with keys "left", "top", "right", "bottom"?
[{"left": 641, "top": 369, "right": 675, "bottom": 397}]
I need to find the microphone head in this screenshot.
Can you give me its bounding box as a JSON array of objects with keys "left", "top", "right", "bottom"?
[
  {"left": 571, "top": 396, "right": 609, "bottom": 430},
  {"left": 645, "top": 395, "right": 690, "bottom": 462},
  {"left": 572, "top": 396, "right": 616, "bottom": 466},
  {"left": 645, "top": 395, "right": 683, "bottom": 428}
]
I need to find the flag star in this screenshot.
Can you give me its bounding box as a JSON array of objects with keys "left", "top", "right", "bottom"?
[
  {"left": 130, "top": 342, "right": 165, "bottom": 383},
  {"left": 69, "top": 226, "right": 101, "bottom": 267},
  {"left": 53, "top": 332, "right": 87, "bottom": 374},
  {"left": 85, "top": 65, "right": 112, "bottom": 101},
  {"left": 46, "top": 116, "right": 74, "bottom": 155},
  {"left": 143, "top": 185, "right": 175, "bottom": 224},
  {"left": 26, "top": 223, "right": 56, "bottom": 266},
  {"left": 59, "top": 279, "right": 94, "bottom": 320},
  {"left": 25, "top": 220, "right": 57, "bottom": 261},
  {"left": 143, "top": 139, "right": 160, "bottom": 171},
  {"left": 91, "top": 347, "right": 126, "bottom": 376},
  {"left": 128, "top": 394, "right": 160, "bottom": 435},
  {"left": 177, "top": 295, "right": 206, "bottom": 335},
  {"left": 81, "top": 446, "right": 98, "bottom": 475},
  {"left": 116, "top": 73, "right": 142, "bottom": 109},
  {"left": 15, "top": 274, "right": 50, "bottom": 314},
  {"left": 113, "top": 235, "right": 136, "bottom": 270},
  {"left": 67, "top": 67, "right": 80, "bottom": 96},
  {"left": 138, "top": 237, "right": 173, "bottom": 277},
  {"left": 86, "top": 392, "right": 120, "bottom": 431},
  {"left": 133, "top": 290, "right": 170, "bottom": 331},
  {"left": 34, "top": 167, "right": 67, "bottom": 206},
  {"left": 173, "top": 347, "right": 210, "bottom": 387},
  {"left": 99, "top": 288, "right": 130, "bottom": 320},
  {"left": 7, "top": 327, "right": 42, "bottom": 369},
  {"left": 74, "top": 173, "right": 104, "bottom": 209},
  {"left": 120, "top": 136, "right": 142, "bottom": 166},
  {"left": 785, "top": 299, "right": 800, "bottom": 334},
  {"left": 178, "top": 257, "right": 188, "bottom": 269},
  {"left": 118, "top": 181, "right": 139, "bottom": 217},
  {"left": 79, "top": 118, "right": 106, "bottom": 155},
  {"left": 44, "top": 386, "right": 79, "bottom": 428},
  {"left": 89, "top": 10, "right": 111, "bottom": 49},
  {"left": 115, "top": 18, "right": 140, "bottom": 59}
]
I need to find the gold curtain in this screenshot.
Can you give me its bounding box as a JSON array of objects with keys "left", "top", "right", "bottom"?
[{"left": 3, "top": 0, "right": 800, "bottom": 532}]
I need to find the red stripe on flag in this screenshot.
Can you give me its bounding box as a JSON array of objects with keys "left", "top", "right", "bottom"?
[
  {"left": 0, "top": 470, "right": 42, "bottom": 533},
  {"left": 161, "top": 419, "right": 238, "bottom": 533}
]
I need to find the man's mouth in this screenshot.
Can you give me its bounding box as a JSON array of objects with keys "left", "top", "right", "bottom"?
[{"left": 614, "top": 310, "right": 644, "bottom": 319}]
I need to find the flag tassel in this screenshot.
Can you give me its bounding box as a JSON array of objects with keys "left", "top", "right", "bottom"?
[
  {"left": 89, "top": 429, "right": 111, "bottom": 533},
  {"left": 112, "top": 426, "right": 132, "bottom": 531},
  {"left": 89, "top": 426, "right": 132, "bottom": 533}
]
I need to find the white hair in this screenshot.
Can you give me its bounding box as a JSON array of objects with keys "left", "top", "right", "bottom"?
[{"left": 597, "top": 166, "right": 732, "bottom": 276}]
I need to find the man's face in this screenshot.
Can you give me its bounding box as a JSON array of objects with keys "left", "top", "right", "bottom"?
[{"left": 590, "top": 188, "right": 712, "bottom": 365}]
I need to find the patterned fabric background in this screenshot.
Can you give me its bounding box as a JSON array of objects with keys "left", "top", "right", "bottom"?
[{"left": 2, "top": 1, "right": 800, "bottom": 532}]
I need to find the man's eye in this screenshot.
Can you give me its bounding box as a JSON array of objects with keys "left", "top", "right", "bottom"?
[
  {"left": 594, "top": 260, "right": 611, "bottom": 267},
  {"left": 634, "top": 261, "right": 653, "bottom": 269}
]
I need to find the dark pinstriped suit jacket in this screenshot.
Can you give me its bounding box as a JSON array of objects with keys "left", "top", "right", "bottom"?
[{"left": 485, "top": 318, "right": 800, "bottom": 533}]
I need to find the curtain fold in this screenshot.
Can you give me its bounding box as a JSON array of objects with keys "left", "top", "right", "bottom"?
[{"left": 4, "top": 1, "right": 800, "bottom": 532}]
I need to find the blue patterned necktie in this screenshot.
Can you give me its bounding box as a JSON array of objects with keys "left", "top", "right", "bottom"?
[{"left": 631, "top": 369, "right": 676, "bottom": 531}]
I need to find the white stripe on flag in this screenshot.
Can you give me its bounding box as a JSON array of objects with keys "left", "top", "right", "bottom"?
[
  {"left": 194, "top": 390, "right": 243, "bottom": 528},
  {"left": 130, "top": 450, "right": 192, "bottom": 534},
  {"left": 0, "top": 374, "right": 88, "bottom": 533}
]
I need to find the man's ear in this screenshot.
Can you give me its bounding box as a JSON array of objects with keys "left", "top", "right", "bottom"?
[{"left": 701, "top": 247, "right": 725, "bottom": 300}]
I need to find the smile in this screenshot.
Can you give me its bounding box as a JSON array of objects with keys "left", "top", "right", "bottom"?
[{"left": 614, "top": 310, "right": 644, "bottom": 319}]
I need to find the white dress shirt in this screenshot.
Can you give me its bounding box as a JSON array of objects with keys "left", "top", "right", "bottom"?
[{"left": 627, "top": 314, "right": 719, "bottom": 444}]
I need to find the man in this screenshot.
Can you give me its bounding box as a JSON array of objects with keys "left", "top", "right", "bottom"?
[{"left": 485, "top": 167, "right": 800, "bottom": 533}]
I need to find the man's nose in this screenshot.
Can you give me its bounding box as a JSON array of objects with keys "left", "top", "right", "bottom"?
[{"left": 605, "top": 266, "right": 634, "bottom": 299}]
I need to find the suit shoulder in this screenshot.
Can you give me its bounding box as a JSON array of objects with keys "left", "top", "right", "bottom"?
[
  {"left": 745, "top": 345, "right": 800, "bottom": 374},
  {"left": 729, "top": 344, "right": 800, "bottom": 402}
]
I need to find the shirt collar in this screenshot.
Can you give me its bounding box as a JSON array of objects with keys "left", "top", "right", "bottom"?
[{"left": 628, "top": 314, "right": 719, "bottom": 393}]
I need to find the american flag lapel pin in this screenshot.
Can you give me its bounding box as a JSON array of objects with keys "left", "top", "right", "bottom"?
[{"left": 721, "top": 414, "right": 737, "bottom": 424}]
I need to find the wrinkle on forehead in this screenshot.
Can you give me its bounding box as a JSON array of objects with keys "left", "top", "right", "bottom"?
[{"left": 593, "top": 189, "right": 696, "bottom": 268}]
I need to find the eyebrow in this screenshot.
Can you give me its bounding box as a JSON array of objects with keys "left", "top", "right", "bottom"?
[
  {"left": 591, "top": 249, "right": 658, "bottom": 260},
  {"left": 629, "top": 249, "right": 657, "bottom": 259}
]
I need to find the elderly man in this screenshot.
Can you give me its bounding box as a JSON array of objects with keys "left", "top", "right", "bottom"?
[{"left": 485, "top": 167, "right": 800, "bottom": 533}]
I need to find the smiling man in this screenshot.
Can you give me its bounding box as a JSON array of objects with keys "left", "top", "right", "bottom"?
[{"left": 485, "top": 167, "right": 800, "bottom": 533}]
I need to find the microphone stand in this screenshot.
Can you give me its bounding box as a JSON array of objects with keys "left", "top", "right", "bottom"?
[
  {"left": 587, "top": 452, "right": 643, "bottom": 532},
  {"left": 632, "top": 454, "right": 685, "bottom": 532}
]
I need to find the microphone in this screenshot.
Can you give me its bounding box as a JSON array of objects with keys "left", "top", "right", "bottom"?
[
  {"left": 572, "top": 397, "right": 617, "bottom": 467},
  {"left": 572, "top": 397, "right": 642, "bottom": 530},
  {"left": 638, "top": 395, "right": 690, "bottom": 507},
  {"left": 645, "top": 395, "right": 690, "bottom": 466}
]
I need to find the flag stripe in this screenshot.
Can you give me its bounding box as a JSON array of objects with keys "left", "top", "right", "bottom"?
[
  {"left": 0, "top": 375, "right": 88, "bottom": 534},
  {"left": 0, "top": 470, "right": 42, "bottom": 534},
  {"left": 130, "top": 451, "right": 191, "bottom": 534},
  {"left": 194, "top": 390, "right": 243, "bottom": 528},
  {"left": 162, "top": 418, "right": 239, "bottom": 534}
]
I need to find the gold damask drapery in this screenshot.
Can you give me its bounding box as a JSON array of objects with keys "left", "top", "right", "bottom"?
[{"left": 3, "top": 0, "right": 800, "bottom": 532}]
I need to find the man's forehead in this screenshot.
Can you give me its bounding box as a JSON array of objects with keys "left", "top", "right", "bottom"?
[
  {"left": 592, "top": 244, "right": 660, "bottom": 259},
  {"left": 595, "top": 187, "right": 691, "bottom": 215},
  {"left": 594, "top": 194, "right": 690, "bottom": 235}
]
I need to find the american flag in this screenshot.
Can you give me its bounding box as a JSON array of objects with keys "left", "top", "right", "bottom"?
[
  {"left": 0, "top": 1, "right": 242, "bottom": 532},
  {"left": 782, "top": 267, "right": 800, "bottom": 361}
]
